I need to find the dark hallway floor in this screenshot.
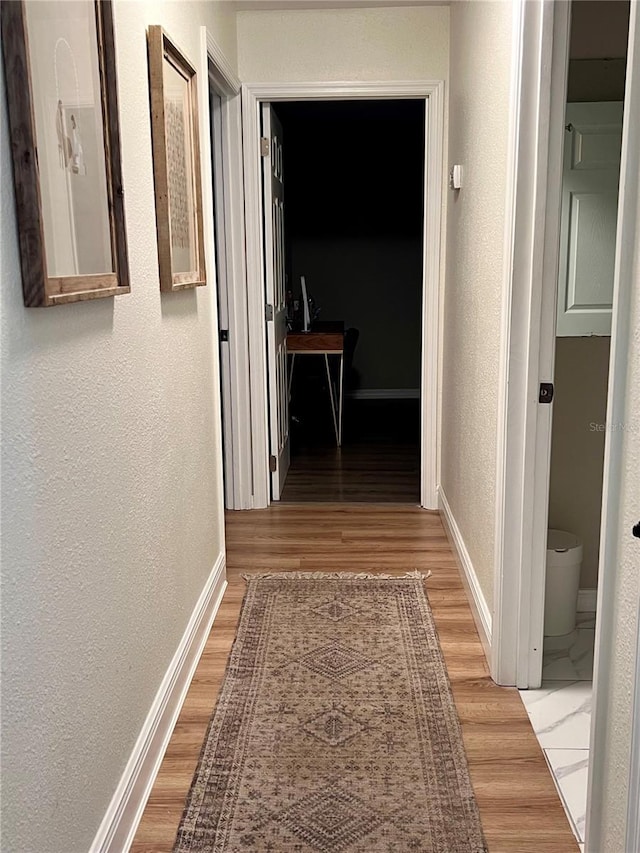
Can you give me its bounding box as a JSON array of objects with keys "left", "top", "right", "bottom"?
[{"left": 280, "top": 398, "right": 420, "bottom": 503}]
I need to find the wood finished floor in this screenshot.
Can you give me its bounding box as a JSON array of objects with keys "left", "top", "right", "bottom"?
[
  {"left": 131, "top": 505, "right": 578, "bottom": 853},
  {"left": 280, "top": 443, "right": 420, "bottom": 503},
  {"left": 282, "top": 398, "right": 421, "bottom": 503}
]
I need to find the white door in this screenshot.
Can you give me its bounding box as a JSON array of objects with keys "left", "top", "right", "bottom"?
[
  {"left": 261, "top": 104, "right": 290, "bottom": 500},
  {"left": 557, "top": 102, "right": 623, "bottom": 336},
  {"left": 210, "top": 87, "right": 234, "bottom": 507}
]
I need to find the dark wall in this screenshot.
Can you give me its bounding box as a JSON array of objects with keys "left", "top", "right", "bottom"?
[{"left": 274, "top": 100, "right": 425, "bottom": 391}]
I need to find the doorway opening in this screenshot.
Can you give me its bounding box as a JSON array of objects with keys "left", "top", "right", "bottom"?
[
  {"left": 262, "top": 99, "right": 426, "bottom": 504},
  {"left": 518, "top": 1, "right": 631, "bottom": 845},
  {"left": 240, "top": 81, "right": 444, "bottom": 510}
]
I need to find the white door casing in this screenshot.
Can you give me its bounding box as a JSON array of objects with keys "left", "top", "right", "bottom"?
[
  {"left": 241, "top": 81, "right": 445, "bottom": 510},
  {"left": 557, "top": 102, "right": 623, "bottom": 337},
  {"left": 494, "top": 0, "right": 640, "bottom": 846},
  {"left": 261, "top": 104, "right": 290, "bottom": 500},
  {"left": 586, "top": 3, "right": 640, "bottom": 847},
  {"left": 492, "top": 0, "right": 559, "bottom": 689}
]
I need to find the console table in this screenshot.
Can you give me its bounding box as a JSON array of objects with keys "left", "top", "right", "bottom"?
[{"left": 287, "top": 325, "right": 345, "bottom": 446}]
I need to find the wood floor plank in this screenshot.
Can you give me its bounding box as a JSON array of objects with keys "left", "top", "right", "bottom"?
[
  {"left": 131, "top": 505, "right": 578, "bottom": 853},
  {"left": 280, "top": 442, "right": 420, "bottom": 503}
]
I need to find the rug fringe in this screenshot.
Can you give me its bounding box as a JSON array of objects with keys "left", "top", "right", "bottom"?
[{"left": 241, "top": 570, "right": 432, "bottom": 582}]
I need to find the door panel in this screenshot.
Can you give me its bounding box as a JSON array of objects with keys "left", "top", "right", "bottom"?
[
  {"left": 557, "top": 102, "right": 623, "bottom": 336},
  {"left": 262, "top": 104, "right": 290, "bottom": 499},
  {"left": 210, "top": 87, "right": 235, "bottom": 507},
  {"left": 567, "top": 190, "right": 618, "bottom": 308}
]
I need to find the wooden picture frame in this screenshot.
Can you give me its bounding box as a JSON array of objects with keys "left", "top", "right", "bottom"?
[
  {"left": 147, "top": 26, "right": 206, "bottom": 292},
  {"left": 1, "top": 0, "right": 129, "bottom": 307}
]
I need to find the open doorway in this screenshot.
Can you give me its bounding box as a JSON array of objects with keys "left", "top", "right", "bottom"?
[
  {"left": 262, "top": 99, "right": 426, "bottom": 503},
  {"left": 518, "top": 1, "right": 631, "bottom": 846}
]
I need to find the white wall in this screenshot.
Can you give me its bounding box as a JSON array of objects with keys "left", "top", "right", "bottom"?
[
  {"left": 0, "top": 2, "right": 235, "bottom": 851},
  {"left": 440, "top": 0, "right": 515, "bottom": 611},
  {"left": 237, "top": 6, "right": 449, "bottom": 82}
]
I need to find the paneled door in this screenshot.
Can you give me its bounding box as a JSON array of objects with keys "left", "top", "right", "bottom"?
[
  {"left": 557, "top": 102, "right": 623, "bottom": 336},
  {"left": 261, "top": 104, "right": 290, "bottom": 499}
]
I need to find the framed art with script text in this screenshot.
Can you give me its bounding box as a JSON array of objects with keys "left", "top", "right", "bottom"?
[{"left": 147, "top": 25, "right": 206, "bottom": 292}]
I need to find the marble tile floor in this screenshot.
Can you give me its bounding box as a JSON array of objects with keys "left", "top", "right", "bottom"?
[
  {"left": 520, "top": 616, "right": 595, "bottom": 849},
  {"left": 545, "top": 748, "right": 589, "bottom": 849},
  {"left": 542, "top": 612, "right": 596, "bottom": 681},
  {"left": 520, "top": 681, "right": 592, "bottom": 846}
]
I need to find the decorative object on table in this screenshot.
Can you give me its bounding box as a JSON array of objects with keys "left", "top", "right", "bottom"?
[
  {"left": 300, "top": 274, "right": 311, "bottom": 331},
  {"left": 147, "top": 25, "right": 205, "bottom": 292},
  {"left": 290, "top": 274, "right": 320, "bottom": 330},
  {"left": 1, "top": 0, "right": 129, "bottom": 307},
  {"left": 173, "top": 573, "right": 487, "bottom": 852}
]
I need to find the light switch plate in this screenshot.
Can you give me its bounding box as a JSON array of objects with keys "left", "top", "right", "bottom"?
[{"left": 450, "top": 164, "right": 463, "bottom": 190}]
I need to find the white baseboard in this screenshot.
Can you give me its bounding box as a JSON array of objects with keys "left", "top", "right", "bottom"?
[
  {"left": 438, "top": 487, "right": 492, "bottom": 660},
  {"left": 348, "top": 388, "right": 420, "bottom": 400},
  {"left": 90, "top": 552, "right": 227, "bottom": 853},
  {"left": 577, "top": 588, "right": 597, "bottom": 613}
]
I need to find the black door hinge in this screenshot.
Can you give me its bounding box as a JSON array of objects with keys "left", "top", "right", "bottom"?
[
  {"left": 219, "top": 329, "right": 229, "bottom": 342},
  {"left": 539, "top": 382, "right": 554, "bottom": 403}
]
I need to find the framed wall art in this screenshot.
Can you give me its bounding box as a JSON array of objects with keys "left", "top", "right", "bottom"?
[
  {"left": 147, "top": 26, "right": 206, "bottom": 292},
  {"left": 1, "top": 0, "right": 129, "bottom": 307}
]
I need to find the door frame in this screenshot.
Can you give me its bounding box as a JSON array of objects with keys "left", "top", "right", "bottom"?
[
  {"left": 493, "top": 0, "right": 640, "bottom": 848},
  {"left": 241, "top": 80, "right": 446, "bottom": 508},
  {"left": 587, "top": 5, "right": 640, "bottom": 848},
  {"left": 492, "top": 0, "right": 569, "bottom": 690}
]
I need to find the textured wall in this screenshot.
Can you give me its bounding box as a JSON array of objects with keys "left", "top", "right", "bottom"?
[
  {"left": 206, "top": 0, "right": 238, "bottom": 70},
  {"left": 440, "top": 0, "right": 514, "bottom": 611},
  {"left": 237, "top": 6, "right": 449, "bottom": 82},
  {"left": 549, "top": 338, "right": 610, "bottom": 589},
  {"left": 0, "top": 2, "right": 235, "bottom": 851},
  {"left": 595, "top": 71, "right": 640, "bottom": 852}
]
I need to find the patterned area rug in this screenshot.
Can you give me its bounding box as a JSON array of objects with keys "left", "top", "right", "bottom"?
[{"left": 174, "top": 573, "right": 487, "bottom": 852}]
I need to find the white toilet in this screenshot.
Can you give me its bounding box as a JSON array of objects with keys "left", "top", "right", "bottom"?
[{"left": 544, "top": 529, "right": 583, "bottom": 636}]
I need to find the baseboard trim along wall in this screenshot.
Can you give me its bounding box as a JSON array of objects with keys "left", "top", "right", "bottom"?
[
  {"left": 90, "top": 553, "right": 227, "bottom": 853},
  {"left": 438, "top": 487, "right": 492, "bottom": 660},
  {"left": 577, "top": 588, "right": 597, "bottom": 613},
  {"left": 348, "top": 388, "right": 420, "bottom": 400}
]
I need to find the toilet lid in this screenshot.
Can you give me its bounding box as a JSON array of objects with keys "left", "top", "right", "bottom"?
[{"left": 547, "top": 529, "right": 582, "bottom": 552}]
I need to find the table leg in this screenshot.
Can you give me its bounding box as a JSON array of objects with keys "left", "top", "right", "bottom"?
[
  {"left": 338, "top": 352, "right": 344, "bottom": 446},
  {"left": 288, "top": 352, "right": 296, "bottom": 400},
  {"left": 324, "top": 353, "right": 339, "bottom": 446}
]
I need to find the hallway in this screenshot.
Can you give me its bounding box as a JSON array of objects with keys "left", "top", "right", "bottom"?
[{"left": 132, "top": 505, "right": 577, "bottom": 852}]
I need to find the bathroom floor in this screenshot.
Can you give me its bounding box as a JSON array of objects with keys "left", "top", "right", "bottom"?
[{"left": 519, "top": 613, "right": 596, "bottom": 851}]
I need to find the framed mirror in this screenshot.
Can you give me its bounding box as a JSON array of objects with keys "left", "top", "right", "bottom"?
[
  {"left": 147, "top": 25, "right": 206, "bottom": 292},
  {"left": 1, "top": 0, "right": 129, "bottom": 307}
]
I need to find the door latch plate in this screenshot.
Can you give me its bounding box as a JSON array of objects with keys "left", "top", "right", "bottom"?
[{"left": 539, "top": 382, "right": 554, "bottom": 403}]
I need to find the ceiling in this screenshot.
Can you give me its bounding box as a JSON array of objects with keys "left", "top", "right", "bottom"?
[{"left": 233, "top": 0, "right": 448, "bottom": 10}]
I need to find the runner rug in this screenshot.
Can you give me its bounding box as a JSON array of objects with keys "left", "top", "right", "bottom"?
[{"left": 174, "top": 573, "right": 487, "bottom": 852}]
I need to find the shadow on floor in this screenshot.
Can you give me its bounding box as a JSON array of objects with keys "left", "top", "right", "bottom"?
[{"left": 281, "top": 397, "right": 420, "bottom": 503}]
